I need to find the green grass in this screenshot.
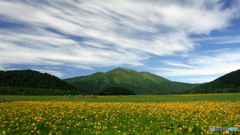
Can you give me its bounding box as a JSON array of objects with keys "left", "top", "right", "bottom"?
[{"left": 1, "top": 93, "right": 240, "bottom": 102}]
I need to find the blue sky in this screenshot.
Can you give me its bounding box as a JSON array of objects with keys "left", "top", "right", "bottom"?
[{"left": 0, "top": 0, "right": 240, "bottom": 83}]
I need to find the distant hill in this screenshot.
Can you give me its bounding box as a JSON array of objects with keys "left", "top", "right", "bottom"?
[
  {"left": 191, "top": 69, "right": 240, "bottom": 93},
  {"left": 0, "top": 70, "right": 86, "bottom": 95},
  {"left": 98, "top": 87, "right": 136, "bottom": 95},
  {"left": 64, "top": 67, "right": 199, "bottom": 94}
]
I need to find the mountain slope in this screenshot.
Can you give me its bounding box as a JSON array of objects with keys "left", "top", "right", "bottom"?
[
  {"left": 64, "top": 67, "right": 199, "bottom": 94},
  {"left": 0, "top": 70, "right": 86, "bottom": 95},
  {"left": 192, "top": 69, "right": 240, "bottom": 93}
]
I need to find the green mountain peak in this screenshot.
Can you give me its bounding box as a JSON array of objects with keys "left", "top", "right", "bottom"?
[{"left": 64, "top": 67, "right": 198, "bottom": 94}]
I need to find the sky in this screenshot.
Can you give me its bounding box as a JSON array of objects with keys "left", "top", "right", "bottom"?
[{"left": 0, "top": 0, "right": 240, "bottom": 83}]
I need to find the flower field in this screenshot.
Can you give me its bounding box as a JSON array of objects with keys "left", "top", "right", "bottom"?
[{"left": 0, "top": 101, "right": 240, "bottom": 135}]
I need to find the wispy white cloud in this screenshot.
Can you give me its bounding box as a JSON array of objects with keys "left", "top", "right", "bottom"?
[
  {"left": 33, "top": 69, "right": 64, "bottom": 78},
  {"left": 0, "top": 66, "right": 5, "bottom": 70},
  {"left": 193, "top": 35, "right": 240, "bottom": 44},
  {"left": 0, "top": 0, "right": 239, "bottom": 75},
  {"left": 204, "top": 48, "right": 230, "bottom": 53},
  {"left": 154, "top": 48, "right": 240, "bottom": 77},
  {"left": 161, "top": 60, "right": 193, "bottom": 68},
  {"left": 215, "top": 38, "right": 240, "bottom": 44},
  {"left": 184, "top": 77, "right": 216, "bottom": 83}
]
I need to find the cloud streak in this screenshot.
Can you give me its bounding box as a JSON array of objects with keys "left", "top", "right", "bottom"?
[
  {"left": 32, "top": 69, "right": 64, "bottom": 78},
  {"left": 161, "top": 60, "right": 193, "bottom": 68},
  {"left": 154, "top": 48, "right": 240, "bottom": 78},
  {"left": 0, "top": 0, "right": 239, "bottom": 79}
]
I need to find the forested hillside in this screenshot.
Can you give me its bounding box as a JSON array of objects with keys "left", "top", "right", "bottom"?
[
  {"left": 191, "top": 69, "right": 240, "bottom": 93},
  {"left": 0, "top": 70, "right": 86, "bottom": 95}
]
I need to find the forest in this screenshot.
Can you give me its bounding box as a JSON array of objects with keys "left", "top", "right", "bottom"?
[{"left": 0, "top": 70, "right": 86, "bottom": 95}]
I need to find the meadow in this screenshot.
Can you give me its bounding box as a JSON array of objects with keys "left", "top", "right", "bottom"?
[
  {"left": 0, "top": 94, "right": 240, "bottom": 135},
  {"left": 1, "top": 93, "right": 240, "bottom": 102}
]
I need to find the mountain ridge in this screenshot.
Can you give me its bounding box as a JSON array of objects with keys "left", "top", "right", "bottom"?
[
  {"left": 64, "top": 67, "right": 199, "bottom": 94},
  {"left": 192, "top": 69, "right": 240, "bottom": 93}
]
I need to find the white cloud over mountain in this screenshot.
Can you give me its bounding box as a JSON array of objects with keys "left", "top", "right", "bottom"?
[{"left": 154, "top": 48, "right": 240, "bottom": 80}]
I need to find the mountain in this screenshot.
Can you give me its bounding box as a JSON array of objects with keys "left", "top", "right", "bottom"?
[
  {"left": 0, "top": 70, "right": 86, "bottom": 95},
  {"left": 192, "top": 69, "right": 240, "bottom": 93},
  {"left": 64, "top": 67, "right": 199, "bottom": 94}
]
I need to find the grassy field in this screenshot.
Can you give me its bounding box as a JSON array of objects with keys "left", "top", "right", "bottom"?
[
  {"left": 0, "top": 93, "right": 240, "bottom": 135},
  {"left": 0, "top": 93, "right": 240, "bottom": 102}
]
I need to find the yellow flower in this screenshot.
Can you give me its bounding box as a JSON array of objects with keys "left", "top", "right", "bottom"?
[
  {"left": 222, "top": 131, "right": 229, "bottom": 134},
  {"left": 2, "top": 131, "right": 6, "bottom": 135}
]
